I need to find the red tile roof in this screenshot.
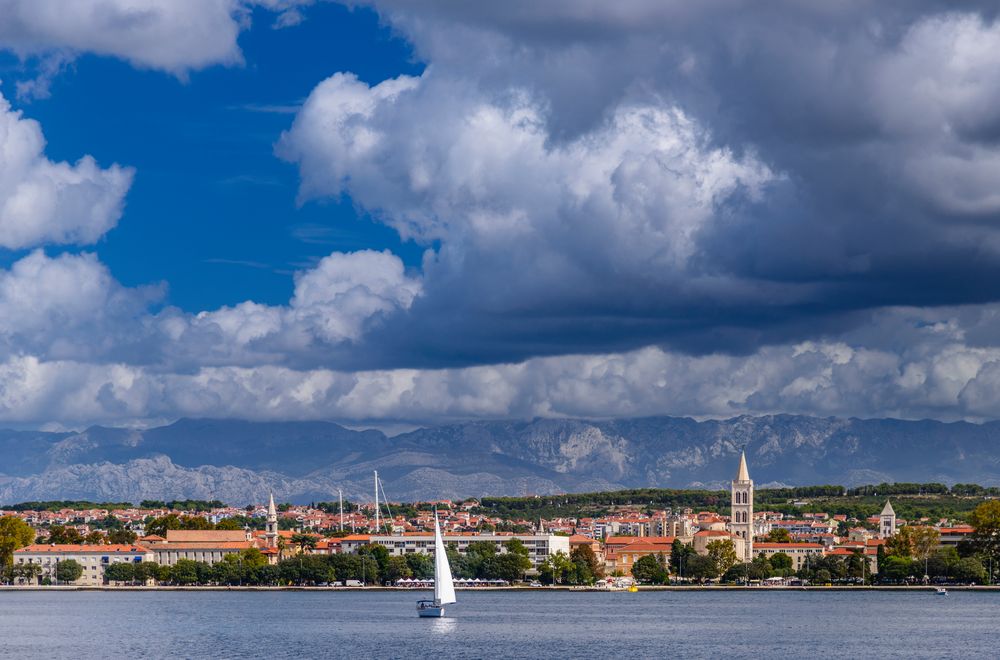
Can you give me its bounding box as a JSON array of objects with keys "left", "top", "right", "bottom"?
[
  {"left": 165, "top": 530, "right": 247, "bottom": 543},
  {"left": 16, "top": 544, "right": 148, "bottom": 553},
  {"left": 146, "top": 542, "right": 252, "bottom": 550}
]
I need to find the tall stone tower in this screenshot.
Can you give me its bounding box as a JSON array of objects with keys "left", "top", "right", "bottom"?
[
  {"left": 266, "top": 492, "right": 279, "bottom": 549},
  {"left": 879, "top": 500, "right": 896, "bottom": 539},
  {"left": 731, "top": 449, "right": 754, "bottom": 561}
]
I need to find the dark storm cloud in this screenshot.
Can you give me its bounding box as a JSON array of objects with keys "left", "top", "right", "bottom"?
[{"left": 271, "top": 1, "right": 1000, "bottom": 368}]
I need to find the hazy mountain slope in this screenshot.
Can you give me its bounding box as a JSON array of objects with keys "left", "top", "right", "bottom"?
[{"left": 2, "top": 415, "right": 1000, "bottom": 504}]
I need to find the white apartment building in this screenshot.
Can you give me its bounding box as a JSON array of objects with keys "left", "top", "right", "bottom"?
[
  {"left": 343, "top": 533, "right": 570, "bottom": 569},
  {"left": 13, "top": 544, "right": 152, "bottom": 586},
  {"left": 753, "top": 542, "right": 825, "bottom": 571}
]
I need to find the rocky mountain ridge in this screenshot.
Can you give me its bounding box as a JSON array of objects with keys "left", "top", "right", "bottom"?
[{"left": 2, "top": 415, "right": 999, "bottom": 504}]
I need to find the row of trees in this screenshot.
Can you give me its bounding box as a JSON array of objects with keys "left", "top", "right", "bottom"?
[
  {"left": 38, "top": 523, "right": 137, "bottom": 545},
  {"left": 478, "top": 483, "right": 1000, "bottom": 519},
  {"left": 72, "top": 542, "right": 534, "bottom": 587},
  {"left": 538, "top": 546, "right": 604, "bottom": 585},
  {"left": 447, "top": 540, "right": 533, "bottom": 582}
]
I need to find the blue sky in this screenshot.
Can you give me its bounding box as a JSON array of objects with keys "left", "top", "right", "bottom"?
[
  {"left": 2, "top": 1, "right": 1000, "bottom": 428},
  {"left": 0, "top": 3, "right": 422, "bottom": 311}
]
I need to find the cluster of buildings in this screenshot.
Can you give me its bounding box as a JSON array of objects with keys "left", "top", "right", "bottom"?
[
  {"left": 11, "top": 495, "right": 284, "bottom": 586},
  {"left": 4, "top": 453, "right": 979, "bottom": 586}
]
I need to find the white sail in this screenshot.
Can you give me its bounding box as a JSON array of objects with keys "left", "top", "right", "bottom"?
[{"left": 433, "top": 513, "right": 457, "bottom": 605}]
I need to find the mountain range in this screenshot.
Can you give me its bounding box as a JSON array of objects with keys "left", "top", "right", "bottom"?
[{"left": 2, "top": 415, "right": 1000, "bottom": 505}]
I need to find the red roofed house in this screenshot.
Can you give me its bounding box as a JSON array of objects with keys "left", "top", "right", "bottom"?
[
  {"left": 937, "top": 526, "right": 975, "bottom": 548},
  {"left": 603, "top": 537, "right": 675, "bottom": 576}
]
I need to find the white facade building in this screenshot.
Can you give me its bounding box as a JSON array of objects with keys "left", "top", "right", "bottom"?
[
  {"left": 13, "top": 544, "right": 151, "bottom": 586},
  {"left": 345, "top": 533, "right": 570, "bottom": 569}
]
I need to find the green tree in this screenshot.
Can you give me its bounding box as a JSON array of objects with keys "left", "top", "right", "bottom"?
[
  {"left": 329, "top": 554, "right": 369, "bottom": 583},
  {"left": 290, "top": 533, "right": 318, "bottom": 553},
  {"left": 706, "top": 539, "right": 738, "bottom": 574},
  {"left": 170, "top": 559, "right": 200, "bottom": 585},
  {"left": 569, "top": 545, "right": 603, "bottom": 585},
  {"left": 405, "top": 553, "right": 434, "bottom": 579},
  {"left": 722, "top": 563, "right": 748, "bottom": 584},
  {"left": 480, "top": 553, "right": 529, "bottom": 582},
  {"left": 927, "top": 547, "right": 959, "bottom": 578},
  {"left": 878, "top": 556, "right": 914, "bottom": 583},
  {"left": 766, "top": 528, "right": 792, "bottom": 543},
  {"left": 462, "top": 541, "right": 497, "bottom": 579},
  {"left": 845, "top": 549, "right": 867, "bottom": 581},
  {"left": 154, "top": 563, "right": 172, "bottom": 583},
  {"left": 104, "top": 562, "right": 135, "bottom": 584},
  {"left": 884, "top": 527, "right": 915, "bottom": 558},
  {"left": 55, "top": 559, "right": 84, "bottom": 584},
  {"left": 952, "top": 557, "right": 986, "bottom": 584},
  {"left": 685, "top": 554, "right": 719, "bottom": 581},
  {"left": 909, "top": 527, "right": 940, "bottom": 578},
  {"left": 214, "top": 554, "right": 246, "bottom": 585},
  {"left": 502, "top": 539, "right": 533, "bottom": 581},
  {"left": 241, "top": 548, "right": 268, "bottom": 570},
  {"left": 384, "top": 556, "right": 412, "bottom": 583},
  {"left": 969, "top": 501, "right": 1000, "bottom": 583},
  {"left": 357, "top": 544, "right": 391, "bottom": 583},
  {"left": 12, "top": 562, "right": 42, "bottom": 585},
  {"left": 747, "top": 555, "right": 773, "bottom": 580},
  {"left": 276, "top": 555, "right": 335, "bottom": 585},
  {"left": 145, "top": 514, "right": 213, "bottom": 537},
  {"left": 144, "top": 514, "right": 183, "bottom": 537},
  {"left": 769, "top": 553, "right": 793, "bottom": 572},
  {"left": 669, "top": 540, "right": 695, "bottom": 577},
  {"left": 632, "top": 554, "right": 669, "bottom": 584},
  {"left": 538, "top": 551, "right": 573, "bottom": 585},
  {"left": 107, "top": 528, "right": 138, "bottom": 545},
  {"left": 0, "top": 516, "right": 35, "bottom": 568},
  {"left": 133, "top": 562, "right": 156, "bottom": 585},
  {"left": 42, "top": 525, "right": 83, "bottom": 545},
  {"left": 214, "top": 518, "right": 244, "bottom": 531}
]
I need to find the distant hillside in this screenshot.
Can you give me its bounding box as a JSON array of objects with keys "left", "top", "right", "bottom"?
[{"left": 2, "top": 415, "right": 1000, "bottom": 504}]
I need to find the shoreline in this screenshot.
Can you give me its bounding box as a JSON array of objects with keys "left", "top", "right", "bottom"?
[{"left": 2, "top": 585, "right": 998, "bottom": 592}]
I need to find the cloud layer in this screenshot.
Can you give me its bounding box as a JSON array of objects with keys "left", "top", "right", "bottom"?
[
  {"left": 6, "top": 2, "right": 1000, "bottom": 426},
  {"left": 6, "top": 303, "right": 1000, "bottom": 426},
  {"left": 270, "top": 2, "right": 1000, "bottom": 366}
]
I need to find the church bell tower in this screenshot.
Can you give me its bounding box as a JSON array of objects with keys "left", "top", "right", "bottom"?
[
  {"left": 266, "top": 492, "right": 279, "bottom": 549},
  {"left": 731, "top": 449, "right": 754, "bottom": 561}
]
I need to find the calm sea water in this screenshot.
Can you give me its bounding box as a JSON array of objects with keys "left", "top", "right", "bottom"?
[{"left": 0, "top": 589, "right": 996, "bottom": 659}]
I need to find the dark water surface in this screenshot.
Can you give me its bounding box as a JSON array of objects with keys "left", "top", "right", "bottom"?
[{"left": 0, "top": 589, "right": 995, "bottom": 659}]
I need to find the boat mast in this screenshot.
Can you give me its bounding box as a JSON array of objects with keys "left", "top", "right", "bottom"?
[
  {"left": 338, "top": 488, "right": 344, "bottom": 532},
  {"left": 374, "top": 470, "right": 380, "bottom": 533}
]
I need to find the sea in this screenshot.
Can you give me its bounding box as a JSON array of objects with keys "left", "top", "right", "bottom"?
[{"left": 0, "top": 589, "right": 995, "bottom": 659}]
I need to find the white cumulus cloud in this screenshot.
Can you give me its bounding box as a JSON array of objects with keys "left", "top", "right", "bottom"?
[{"left": 0, "top": 92, "right": 133, "bottom": 248}]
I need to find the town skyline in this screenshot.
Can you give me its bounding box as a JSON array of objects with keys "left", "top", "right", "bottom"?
[{"left": 4, "top": 452, "right": 997, "bottom": 589}]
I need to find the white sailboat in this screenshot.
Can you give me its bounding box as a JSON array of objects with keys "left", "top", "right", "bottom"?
[{"left": 417, "top": 512, "right": 457, "bottom": 618}]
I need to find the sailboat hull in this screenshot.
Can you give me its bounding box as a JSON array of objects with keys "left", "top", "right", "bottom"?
[{"left": 417, "top": 601, "right": 445, "bottom": 617}]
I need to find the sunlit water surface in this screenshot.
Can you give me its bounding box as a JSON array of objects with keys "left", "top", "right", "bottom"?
[{"left": 1, "top": 589, "right": 996, "bottom": 659}]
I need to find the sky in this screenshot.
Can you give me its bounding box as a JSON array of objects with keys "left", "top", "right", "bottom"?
[{"left": 2, "top": 0, "right": 1000, "bottom": 428}]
